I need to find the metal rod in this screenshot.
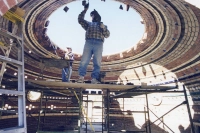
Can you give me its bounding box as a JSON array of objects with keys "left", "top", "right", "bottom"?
[
  {"left": 0, "top": 96, "right": 5, "bottom": 119},
  {"left": 144, "top": 107, "right": 147, "bottom": 133},
  {"left": 42, "top": 96, "right": 47, "bottom": 130},
  {"left": 37, "top": 91, "right": 43, "bottom": 131},
  {"left": 183, "top": 85, "right": 195, "bottom": 133},
  {"left": 148, "top": 107, "right": 174, "bottom": 132},
  {"left": 107, "top": 89, "right": 110, "bottom": 133},
  {"left": 86, "top": 94, "right": 88, "bottom": 133},
  {"left": 162, "top": 117, "right": 164, "bottom": 131},
  {"left": 147, "top": 101, "right": 185, "bottom": 127},
  {"left": 92, "top": 101, "right": 93, "bottom": 122},
  {"left": 65, "top": 96, "right": 68, "bottom": 130},
  {"left": 17, "top": 22, "right": 27, "bottom": 132},
  {"left": 78, "top": 92, "right": 80, "bottom": 133},
  {"left": 111, "top": 90, "right": 183, "bottom": 93},
  {"left": 105, "top": 110, "right": 147, "bottom": 113},
  {"left": 123, "top": 97, "right": 125, "bottom": 130},
  {"left": 145, "top": 94, "right": 151, "bottom": 133},
  {"left": 102, "top": 93, "right": 103, "bottom": 133}
]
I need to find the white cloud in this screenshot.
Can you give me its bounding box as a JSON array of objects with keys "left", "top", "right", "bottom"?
[{"left": 185, "top": 0, "right": 200, "bottom": 9}]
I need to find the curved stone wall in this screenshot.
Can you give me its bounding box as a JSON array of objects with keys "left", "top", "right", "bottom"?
[{"left": 0, "top": 0, "right": 200, "bottom": 132}]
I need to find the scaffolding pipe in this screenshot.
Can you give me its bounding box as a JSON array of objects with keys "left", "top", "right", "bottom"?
[
  {"left": 148, "top": 107, "right": 174, "bottom": 133},
  {"left": 42, "top": 97, "right": 47, "bottom": 130},
  {"left": 147, "top": 101, "right": 186, "bottom": 127},
  {"left": 123, "top": 97, "right": 125, "bottom": 130},
  {"left": 145, "top": 94, "right": 151, "bottom": 133},
  {"left": 102, "top": 94, "right": 103, "bottom": 133},
  {"left": 0, "top": 96, "right": 5, "bottom": 119},
  {"left": 183, "top": 85, "right": 195, "bottom": 133},
  {"left": 78, "top": 90, "right": 82, "bottom": 133},
  {"left": 65, "top": 96, "right": 68, "bottom": 130},
  {"left": 107, "top": 89, "right": 110, "bottom": 133},
  {"left": 74, "top": 91, "right": 95, "bottom": 132},
  {"left": 37, "top": 91, "right": 43, "bottom": 131},
  {"left": 144, "top": 107, "right": 147, "bottom": 133},
  {"left": 86, "top": 95, "right": 88, "bottom": 132}
]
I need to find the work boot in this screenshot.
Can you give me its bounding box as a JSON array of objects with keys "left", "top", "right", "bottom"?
[
  {"left": 91, "top": 78, "right": 100, "bottom": 84},
  {"left": 76, "top": 76, "right": 84, "bottom": 83}
]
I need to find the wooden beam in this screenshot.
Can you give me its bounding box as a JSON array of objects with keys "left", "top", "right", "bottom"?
[
  {"left": 27, "top": 80, "right": 176, "bottom": 90},
  {"left": 27, "top": 80, "right": 136, "bottom": 90}
]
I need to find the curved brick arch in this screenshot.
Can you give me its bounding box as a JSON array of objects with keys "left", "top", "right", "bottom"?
[
  {"left": 0, "top": 1, "right": 200, "bottom": 132},
  {"left": 0, "top": 0, "right": 200, "bottom": 83},
  {"left": 0, "top": 0, "right": 24, "bottom": 16}
]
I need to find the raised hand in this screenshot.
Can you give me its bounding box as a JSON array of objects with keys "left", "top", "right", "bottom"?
[
  {"left": 100, "top": 22, "right": 105, "bottom": 29},
  {"left": 84, "top": 3, "right": 89, "bottom": 10}
]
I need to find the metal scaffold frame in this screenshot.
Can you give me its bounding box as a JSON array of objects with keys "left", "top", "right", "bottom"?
[
  {"left": 107, "top": 85, "right": 195, "bottom": 133},
  {"left": 0, "top": 17, "right": 27, "bottom": 133}
]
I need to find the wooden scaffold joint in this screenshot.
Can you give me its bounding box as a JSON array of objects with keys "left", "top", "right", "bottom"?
[{"left": 3, "top": 6, "right": 25, "bottom": 23}]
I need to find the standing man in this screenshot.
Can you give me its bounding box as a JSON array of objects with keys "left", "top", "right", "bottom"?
[
  {"left": 62, "top": 47, "right": 74, "bottom": 82},
  {"left": 77, "top": 3, "right": 110, "bottom": 84}
]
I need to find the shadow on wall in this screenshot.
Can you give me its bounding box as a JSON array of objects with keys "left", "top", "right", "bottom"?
[
  {"left": 107, "top": 98, "right": 174, "bottom": 132},
  {"left": 116, "top": 62, "right": 197, "bottom": 132},
  {"left": 178, "top": 124, "right": 191, "bottom": 133},
  {"left": 108, "top": 99, "right": 140, "bottom": 132},
  {"left": 111, "top": 84, "right": 193, "bottom": 133},
  {"left": 141, "top": 122, "right": 169, "bottom": 133}
]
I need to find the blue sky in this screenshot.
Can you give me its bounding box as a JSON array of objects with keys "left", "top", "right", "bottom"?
[{"left": 47, "top": 0, "right": 144, "bottom": 55}]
